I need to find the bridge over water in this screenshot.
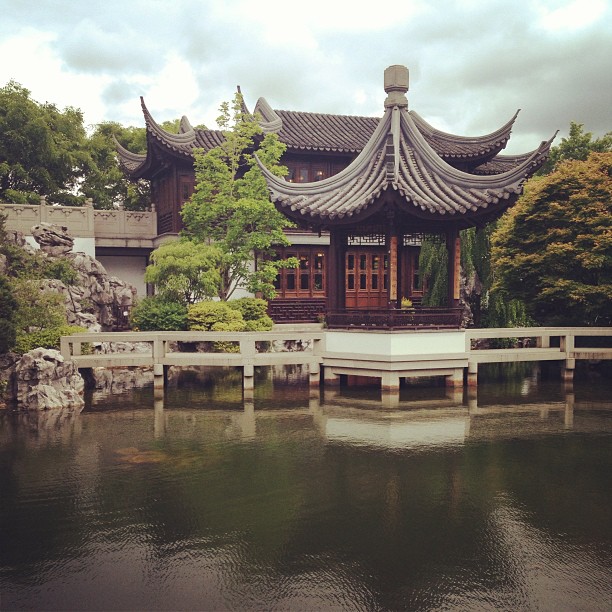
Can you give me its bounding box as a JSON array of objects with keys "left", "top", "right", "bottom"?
[{"left": 61, "top": 326, "right": 612, "bottom": 399}]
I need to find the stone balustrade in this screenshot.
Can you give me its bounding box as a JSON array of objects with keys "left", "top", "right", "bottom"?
[{"left": 0, "top": 199, "right": 158, "bottom": 244}]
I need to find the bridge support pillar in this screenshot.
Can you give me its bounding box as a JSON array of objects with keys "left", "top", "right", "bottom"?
[
  {"left": 381, "top": 371, "right": 400, "bottom": 392},
  {"left": 309, "top": 363, "right": 321, "bottom": 388},
  {"left": 381, "top": 389, "right": 400, "bottom": 408},
  {"left": 467, "top": 362, "right": 478, "bottom": 387},
  {"left": 446, "top": 368, "right": 464, "bottom": 388},
  {"left": 323, "top": 366, "right": 340, "bottom": 386},
  {"left": 243, "top": 364, "right": 254, "bottom": 390},
  {"left": 153, "top": 363, "right": 164, "bottom": 392},
  {"left": 562, "top": 358, "right": 575, "bottom": 383}
]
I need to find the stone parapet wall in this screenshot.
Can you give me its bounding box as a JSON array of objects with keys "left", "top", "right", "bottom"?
[{"left": 0, "top": 200, "right": 157, "bottom": 243}]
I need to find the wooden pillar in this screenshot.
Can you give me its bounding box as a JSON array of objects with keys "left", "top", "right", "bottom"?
[
  {"left": 327, "top": 230, "right": 346, "bottom": 312},
  {"left": 388, "top": 234, "right": 399, "bottom": 307},
  {"left": 446, "top": 228, "right": 461, "bottom": 308}
]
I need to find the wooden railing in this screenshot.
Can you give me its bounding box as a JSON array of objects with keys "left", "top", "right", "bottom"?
[
  {"left": 326, "top": 308, "right": 462, "bottom": 330},
  {"left": 268, "top": 298, "right": 326, "bottom": 323}
]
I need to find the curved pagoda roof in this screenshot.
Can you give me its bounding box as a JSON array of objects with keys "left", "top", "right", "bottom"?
[
  {"left": 257, "top": 65, "right": 554, "bottom": 231},
  {"left": 117, "top": 71, "right": 542, "bottom": 183},
  {"left": 116, "top": 98, "right": 225, "bottom": 179}
]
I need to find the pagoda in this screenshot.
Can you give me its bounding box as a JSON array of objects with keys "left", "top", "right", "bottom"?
[{"left": 117, "top": 65, "right": 553, "bottom": 328}]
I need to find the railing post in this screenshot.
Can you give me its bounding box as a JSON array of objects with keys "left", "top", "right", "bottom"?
[
  {"left": 240, "top": 336, "right": 256, "bottom": 390},
  {"left": 536, "top": 334, "right": 550, "bottom": 348},
  {"left": 60, "top": 336, "right": 71, "bottom": 361},
  {"left": 560, "top": 331, "right": 575, "bottom": 383},
  {"left": 152, "top": 334, "right": 165, "bottom": 394}
]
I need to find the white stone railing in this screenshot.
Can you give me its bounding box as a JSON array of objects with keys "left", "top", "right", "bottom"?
[
  {"left": 60, "top": 329, "right": 326, "bottom": 391},
  {"left": 465, "top": 327, "right": 612, "bottom": 384},
  {"left": 59, "top": 326, "right": 612, "bottom": 394},
  {"left": 0, "top": 199, "right": 157, "bottom": 241}
]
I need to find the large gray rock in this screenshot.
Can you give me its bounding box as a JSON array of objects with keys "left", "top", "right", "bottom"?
[
  {"left": 13, "top": 348, "right": 84, "bottom": 411},
  {"left": 22, "top": 223, "right": 137, "bottom": 331},
  {"left": 31, "top": 222, "right": 74, "bottom": 256},
  {"left": 66, "top": 251, "right": 136, "bottom": 330}
]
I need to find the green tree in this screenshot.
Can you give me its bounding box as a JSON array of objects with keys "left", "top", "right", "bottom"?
[
  {"left": 81, "top": 121, "right": 150, "bottom": 210},
  {"left": 0, "top": 81, "right": 91, "bottom": 205},
  {"left": 491, "top": 152, "right": 612, "bottom": 326},
  {"left": 419, "top": 237, "right": 447, "bottom": 307},
  {"left": 540, "top": 122, "right": 612, "bottom": 175},
  {"left": 0, "top": 275, "right": 17, "bottom": 353},
  {"left": 180, "top": 92, "right": 296, "bottom": 301},
  {"left": 144, "top": 239, "right": 222, "bottom": 305}
]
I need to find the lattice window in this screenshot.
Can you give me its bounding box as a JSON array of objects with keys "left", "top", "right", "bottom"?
[
  {"left": 404, "top": 233, "right": 444, "bottom": 246},
  {"left": 347, "top": 233, "right": 386, "bottom": 246}
]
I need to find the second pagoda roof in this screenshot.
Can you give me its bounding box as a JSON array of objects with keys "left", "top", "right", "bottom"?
[{"left": 256, "top": 66, "right": 554, "bottom": 231}]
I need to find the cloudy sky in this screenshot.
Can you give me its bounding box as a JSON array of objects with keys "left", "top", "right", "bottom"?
[{"left": 1, "top": 0, "right": 610, "bottom": 154}]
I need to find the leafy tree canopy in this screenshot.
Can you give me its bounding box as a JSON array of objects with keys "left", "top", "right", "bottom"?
[
  {"left": 491, "top": 152, "right": 612, "bottom": 326},
  {"left": 540, "top": 122, "right": 612, "bottom": 175},
  {"left": 81, "top": 121, "right": 150, "bottom": 210},
  {"left": 180, "top": 92, "right": 296, "bottom": 300},
  {"left": 0, "top": 80, "right": 194, "bottom": 210},
  {"left": 0, "top": 81, "right": 91, "bottom": 205},
  {"left": 144, "top": 239, "right": 222, "bottom": 306}
]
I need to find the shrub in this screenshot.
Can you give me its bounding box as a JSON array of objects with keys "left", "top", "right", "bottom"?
[
  {"left": 244, "top": 316, "right": 274, "bottom": 331},
  {"left": 0, "top": 275, "right": 17, "bottom": 353},
  {"left": 229, "top": 297, "right": 269, "bottom": 321},
  {"left": 11, "top": 279, "right": 67, "bottom": 332},
  {"left": 14, "top": 324, "right": 87, "bottom": 354},
  {"left": 44, "top": 259, "right": 78, "bottom": 285},
  {"left": 130, "top": 296, "right": 188, "bottom": 331},
  {"left": 187, "top": 301, "right": 246, "bottom": 331}
]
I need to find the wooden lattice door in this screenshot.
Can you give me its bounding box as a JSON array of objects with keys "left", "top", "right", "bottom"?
[{"left": 345, "top": 249, "right": 388, "bottom": 308}]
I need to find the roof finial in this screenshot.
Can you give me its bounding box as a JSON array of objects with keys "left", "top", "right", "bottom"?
[{"left": 384, "top": 65, "right": 409, "bottom": 109}]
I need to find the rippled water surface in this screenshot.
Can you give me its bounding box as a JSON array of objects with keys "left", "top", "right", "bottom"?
[{"left": 1, "top": 367, "right": 611, "bottom": 611}]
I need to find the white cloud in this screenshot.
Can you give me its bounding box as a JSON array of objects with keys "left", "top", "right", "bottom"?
[
  {"left": 0, "top": 29, "right": 110, "bottom": 124},
  {"left": 0, "top": 0, "right": 610, "bottom": 148},
  {"left": 536, "top": 0, "right": 608, "bottom": 31}
]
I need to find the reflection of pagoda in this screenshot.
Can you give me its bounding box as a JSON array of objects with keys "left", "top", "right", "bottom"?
[{"left": 118, "top": 65, "right": 553, "bottom": 326}]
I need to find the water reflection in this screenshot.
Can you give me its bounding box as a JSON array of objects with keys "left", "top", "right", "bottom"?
[{"left": 1, "top": 368, "right": 611, "bottom": 611}]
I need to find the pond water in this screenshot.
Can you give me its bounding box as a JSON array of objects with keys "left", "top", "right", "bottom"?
[{"left": 1, "top": 365, "right": 611, "bottom": 611}]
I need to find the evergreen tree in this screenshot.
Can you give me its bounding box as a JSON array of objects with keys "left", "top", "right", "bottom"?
[
  {"left": 540, "top": 122, "right": 612, "bottom": 175},
  {"left": 180, "top": 92, "right": 296, "bottom": 301},
  {"left": 491, "top": 152, "right": 612, "bottom": 326}
]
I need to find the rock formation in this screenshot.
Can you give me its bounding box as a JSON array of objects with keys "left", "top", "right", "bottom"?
[
  {"left": 31, "top": 222, "right": 74, "bottom": 256},
  {"left": 30, "top": 224, "right": 137, "bottom": 332},
  {"left": 2, "top": 223, "right": 138, "bottom": 410},
  {"left": 13, "top": 348, "right": 84, "bottom": 411}
]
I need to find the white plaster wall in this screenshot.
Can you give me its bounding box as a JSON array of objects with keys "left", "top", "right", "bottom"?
[
  {"left": 325, "top": 330, "right": 466, "bottom": 356},
  {"left": 73, "top": 238, "right": 96, "bottom": 257},
  {"left": 97, "top": 255, "right": 148, "bottom": 296}
]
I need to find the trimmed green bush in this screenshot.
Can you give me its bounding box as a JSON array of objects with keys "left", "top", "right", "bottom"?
[
  {"left": 244, "top": 316, "right": 274, "bottom": 331},
  {"left": 14, "top": 324, "right": 88, "bottom": 354},
  {"left": 229, "top": 297, "right": 269, "bottom": 321},
  {"left": 130, "top": 296, "right": 188, "bottom": 331},
  {"left": 187, "top": 301, "right": 246, "bottom": 331}
]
